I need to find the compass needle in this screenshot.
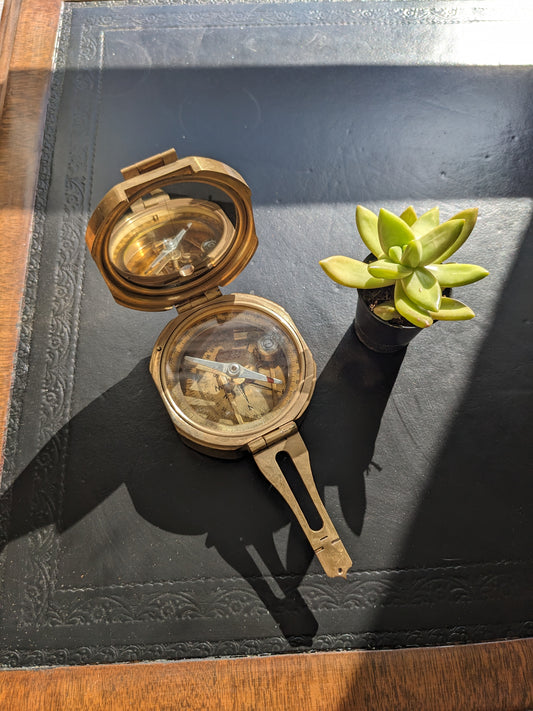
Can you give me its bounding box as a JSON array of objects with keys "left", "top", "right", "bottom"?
[
  {"left": 144, "top": 223, "right": 192, "bottom": 275},
  {"left": 184, "top": 355, "right": 282, "bottom": 384}
]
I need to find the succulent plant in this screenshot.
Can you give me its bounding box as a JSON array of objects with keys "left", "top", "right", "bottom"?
[{"left": 320, "top": 205, "right": 489, "bottom": 328}]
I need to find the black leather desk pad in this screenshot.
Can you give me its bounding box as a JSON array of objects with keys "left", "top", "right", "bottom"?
[{"left": 1, "top": 1, "right": 532, "bottom": 666}]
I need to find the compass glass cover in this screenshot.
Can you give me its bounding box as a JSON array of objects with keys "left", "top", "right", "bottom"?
[
  {"left": 162, "top": 306, "right": 303, "bottom": 436},
  {"left": 107, "top": 184, "right": 236, "bottom": 287}
]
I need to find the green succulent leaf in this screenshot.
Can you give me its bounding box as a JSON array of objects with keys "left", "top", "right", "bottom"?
[
  {"left": 373, "top": 301, "right": 399, "bottom": 321},
  {"left": 400, "top": 206, "right": 418, "bottom": 226},
  {"left": 436, "top": 208, "right": 479, "bottom": 263},
  {"left": 426, "top": 262, "right": 489, "bottom": 287},
  {"left": 319, "top": 256, "right": 394, "bottom": 289},
  {"left": 401, "top": 239, "right": 423, "bottom": 268},
  {"left": 429, "top": 296, "right": 475, "bottom": 321},
  {"left": 355, "top": 206, "right": 385, "bottom": 258},
  {"left": 394, "top": 281, "right": 434, "bottom": 328},
  {"left": 415, "top": 219, "right": 465, "bottom": 266},
  {"left": 411, "top": 206, "right": 440, "bottom": 238},
  {"left": 402, "top": 267, "right": 442, "bottom": 312},
  {"left": 388, "top": 245, "right": 403, "bottom": 264},
  {"left": 378, "top": 209, "right": 416, "bottom": 254},
  {"left": 368, "top": 259, "right": 412, "bottom": 280}
]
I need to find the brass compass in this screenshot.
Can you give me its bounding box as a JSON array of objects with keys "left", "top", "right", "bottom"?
[{"left": 86, "top": 149, "right": 352, "bottom": 578}]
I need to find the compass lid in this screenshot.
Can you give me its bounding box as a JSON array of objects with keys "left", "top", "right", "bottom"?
[{"left": 86, "top": 149, "right": 258, "bottom": 311}]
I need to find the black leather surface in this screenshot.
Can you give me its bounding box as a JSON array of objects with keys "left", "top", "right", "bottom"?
[{"left": 0, "top": 1, "right": 532, "bottom": 666}]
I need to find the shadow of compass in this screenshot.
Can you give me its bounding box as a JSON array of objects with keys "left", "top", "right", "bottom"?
[{"left": 0, "top": 328, "right": 404, "bottom": 649}]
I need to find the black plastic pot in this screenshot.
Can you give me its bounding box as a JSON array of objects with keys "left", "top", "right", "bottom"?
[
  {"left": 353, "top": 292, "right": 421, "bottom": 353},
  {"left": 352, "top": 253, "right": 422, "bottom": 353}
]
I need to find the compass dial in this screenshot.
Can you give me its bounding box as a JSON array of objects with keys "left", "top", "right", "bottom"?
[
  {"left": 161, "top": 305, "right": 304, "bottom": 437},
  {"left": 107, "top": 196, "right": 234, "bottom": 287}
]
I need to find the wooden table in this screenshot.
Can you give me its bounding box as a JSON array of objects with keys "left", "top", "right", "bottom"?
[{"left": 0, "top": 1, "right": 531, "bottom": 708}]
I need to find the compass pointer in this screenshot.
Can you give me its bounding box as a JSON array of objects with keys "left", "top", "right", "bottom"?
[
  {"left": 184, "top": 356, "right": 282, "bottom": 384},
  {"left": 184, "top": 355, "right": 227, "bottom": 375},
  {"left": 236, "top": 364, "right": 282, "bottom": 385},
  {"left": 145, "top": 223, "right": 192, "bottom": 275}
]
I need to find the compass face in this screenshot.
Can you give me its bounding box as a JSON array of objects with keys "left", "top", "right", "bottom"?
[
  {"left": 160, "top": 304, "right": 305, "bottom": 437},
  {"left": 107, "top": 196, "right": 234, "bottom": 287}
]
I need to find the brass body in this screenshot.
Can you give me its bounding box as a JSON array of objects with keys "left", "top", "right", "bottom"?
[
  {"left": 86, "top": 150, "right": 257, "bottom": 311},
  {"left": 85, "top": 149, "right": 352, "bottom": 578},
  {"left": 150, "top": 292, "right": 316, "bottom": 456}
]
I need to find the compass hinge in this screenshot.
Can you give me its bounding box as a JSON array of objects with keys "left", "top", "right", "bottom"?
[
  {"left": 177, "top": 287, "right": 222, "bottom": 313},
  {"left": 247, "top": 422, "right": 298, "bottom": 454}
]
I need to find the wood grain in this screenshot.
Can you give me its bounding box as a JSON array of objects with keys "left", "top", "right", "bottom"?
[
  {"left": 0, "top": 2, "right": 531, "bottom": 709},
  {"left": 0, "top": 0, "right": 22, "bottom": 120},
  {"left": 0, "top": 639, "right": 531, "bottom": 711}
]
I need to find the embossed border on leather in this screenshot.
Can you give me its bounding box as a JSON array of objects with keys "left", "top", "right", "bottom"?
[{"left": 1, "top": 0, "right": 532, "bottom": 667}]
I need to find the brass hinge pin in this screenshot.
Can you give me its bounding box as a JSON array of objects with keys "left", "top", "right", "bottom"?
[
  {"left": 248, "top": 422, "right": 298, "bottom": 454},
  {"left": 177, "top": 287, "right": 222, "bottom": 313}
]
